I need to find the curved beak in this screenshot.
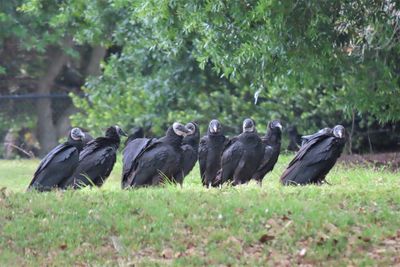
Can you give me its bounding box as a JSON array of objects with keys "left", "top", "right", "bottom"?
[
  {"left": 276, "top": 122, "right": 283, "bottom": 130},
  {"left": 78, "top": 131, "right": 85, "bottom": 139},
  {"left": 210, "top": 121, "right": 219, "bottom": 133},
  {"left": 178, "top": 124, "right": 190, "bottom": 135},
  {"left": 119, "top": 128, "right": 128, "bottom": 137},
  {"left": 185, "top": 123, "right": 196, "bottom": 135}
]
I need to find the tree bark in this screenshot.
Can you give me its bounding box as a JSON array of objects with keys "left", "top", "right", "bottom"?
[
  {"left": 53, "top": 45, "right": 106, "bottom": 140},
  {"left": 85, "top": 46, "right": 106, "bottom": 77},
  {"left": 55, "top": 105, "right": 79, "bottom": 139},
  {"left": 36, "top": 36, "right": 73, "bottom": 157}
]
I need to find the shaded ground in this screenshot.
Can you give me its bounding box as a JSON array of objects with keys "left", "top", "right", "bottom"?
[{"left": 340, "top": 152, "right": 400, "bottom": 172}]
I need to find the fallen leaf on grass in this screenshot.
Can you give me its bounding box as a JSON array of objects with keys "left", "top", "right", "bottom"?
[
  {"left": 227, "top": 236, "right": 241, "bottom": 245},
  {"left": 299, "top": 248, "right": 307, "bottom": 257},
  {"left": 283, "top": 220, "right": 292, "bottom": 229},
  {"left": 110, "top": 236, "right": 125, "bottom": 254},
  {"left": 259, "top": 234, "right": 275, "bottom": 243},
  {"left": 316, "top": 231, "right": 330, "bottom": 245},
  {"left": 381, "top": 239, "right": 397, "bottom": 246},
  {"left": 325, "top": 223, "right": 339, "bottom": 234},
  {"left": 162, "top": 248, "right": 174, "bottom": 259},
  {"left": 235, "top": 208, "right": 244, "bottom": 214},
  {"left": 186, "top": 247, "right": 197, "bottom": 256},
  {"left": 266, "top": 218, "right": 279, "bottom": 228},
  {"left": 359, "top": 236, "right": 371, "bottom": 243}
]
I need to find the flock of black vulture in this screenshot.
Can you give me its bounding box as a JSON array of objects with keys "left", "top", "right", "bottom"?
[{"left": 27, "top": 119, "right": 346, "bottom": 192}]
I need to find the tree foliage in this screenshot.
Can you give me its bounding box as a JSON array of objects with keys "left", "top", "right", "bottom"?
[
  {"left": 3, "top": 0, "right": 400, "bottom": 142},
  {"left": 68, "top": 0, "right": 400, "bottom": 133}
]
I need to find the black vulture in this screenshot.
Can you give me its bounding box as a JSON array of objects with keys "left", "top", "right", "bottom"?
[
  {"left": 27, "top": 128, "right": 85, "bottom": 192},
  {"left": 82, "top": 131, "right": 94, "bottom": 145},
  {"left": 122, "top": 122, "right": 189, "bottom": 188},
  {"left": 281, "top": 125, "right": 346, "bottom": 185},
  {"left": 301, "top": 127, "right": 332, "bottom": 146},
  {"left": 218, "top": 118, "right": 264, "bottom": 186},
  {"left": 198, "top": 119, "right": 226, "bottom": 187},
  {"left": 174, "top": 122, "right": 200, "bottom": 185},
  {"left": 252, "top": 120, "right": 282, "bottom": 185},
  {"left": 122, "top": 137, "right": 156, "bottom": 188},
  {"left": 287, "top": 125, "right": 302, "bottom": 151},
  {"left": 124, "top": 127, "right": 145, "bottom": 146},
  {"left": 65, "top": 126, "right": 127, "bottom": 188}
]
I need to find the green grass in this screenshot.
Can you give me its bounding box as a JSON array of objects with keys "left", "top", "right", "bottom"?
[{"left": 0, "top": 155, "right": 399, "bottom": 266}]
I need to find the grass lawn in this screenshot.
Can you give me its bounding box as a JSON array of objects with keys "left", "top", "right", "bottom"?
[{"left": 0, "top": 154, "right": 399, "bottom": 266}]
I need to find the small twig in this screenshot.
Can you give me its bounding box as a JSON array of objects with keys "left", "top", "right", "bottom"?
[
  {"left": 4, "top": 143, "right": 35, "bottom": 158},
  {"left": 349, "top": 109, "right": 355, "bottom": 154},
  {"left": 367, "top": 128, "right": 373, "bottom": 154}
]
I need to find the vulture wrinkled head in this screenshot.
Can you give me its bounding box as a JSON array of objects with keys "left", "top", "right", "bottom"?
[
  {"left": 243, "top": 118, "right": 256, "bottom": 133},
  {"left": 333, "top": 125, "right": 345, "bottom": 139},
  {"left": 209, "top": 119, "right": 222, "bottom": 134},
  {"left": 106, "top": 125, "right": 127, "bottom": 139},
  {"left": 70, "top": 128, "right": 85, "bottom": 141},
  {"left": 269, "top": 120, "right": 282, "bottom": 131},
  {"left": 185, "top": 122, "right": 198, "bottom": 136},
  {"left": 172, "top": 122, "right": 190, "bottom": 136}
]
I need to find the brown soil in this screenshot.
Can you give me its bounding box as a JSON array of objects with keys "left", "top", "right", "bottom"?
[{"left": 339, "top": 152, "right": 400, "bottom": 171}]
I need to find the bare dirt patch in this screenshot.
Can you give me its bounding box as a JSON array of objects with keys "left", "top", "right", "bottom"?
[{"left": 339, "top": 152, "right": 400, "bottom": 171}]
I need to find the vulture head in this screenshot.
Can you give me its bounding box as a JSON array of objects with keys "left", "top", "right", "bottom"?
[
  {"left": 172, "top": 122, "right": 190, "bottom": 137},
  {"left": 106, "top": 125, "right": 128, "bottom": 139},
  {"left": 208, "top": 119, "right": 222, "bottom": 134},
  {"left": 333, "top": 125, "right": 345, "bottom": 139},
  {"left": 243, "top": 118, "right": 256, "bottom": 133},
  {"left": 269, "top": 120, "right": 283, "bottom": 132},
  {"left": 185, "top": 122, "right": 199, "bottom": 136},
  {"left": 70, "top": 128, "right": 85, "bottom": 141}
]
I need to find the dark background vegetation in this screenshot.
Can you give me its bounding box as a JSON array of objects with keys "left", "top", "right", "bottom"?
[{"left": 1, "top": 0, "right": 399, "bottom": 157}]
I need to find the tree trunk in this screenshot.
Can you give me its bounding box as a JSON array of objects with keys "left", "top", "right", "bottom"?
[
  {"left": 55, "top": 105, "right": 79, "bottom": 139},
  {"left": 53, "top": 45, "right": 106, "bottom": 139},
  {"left": 36, "top": 37, "right": 73, "bottom": 157},
  {"left": 85, "top": 46, "right": 106, "bottom": 77}
]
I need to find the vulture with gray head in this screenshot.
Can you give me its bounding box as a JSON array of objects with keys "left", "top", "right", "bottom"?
[
  {"left": 218, "top": 118, "right": 264, "bottom": 186},
  {"left": 65, "top": 125, "right": 127, "bottom": 188},
  {"left": 174, "top": 122, "right": 200, "bottom": 185},
  {"left": 27, "top": 128, "right": 85, "bottom": 192},
  {"left": 198, "top": 119, "right": 226, "bottom": 187},
  {"left": 122, "top": 122, "right": 189, "bottom": 188},
  {"left": 281, "top": 125, "right": 346, "bottom": 185}
]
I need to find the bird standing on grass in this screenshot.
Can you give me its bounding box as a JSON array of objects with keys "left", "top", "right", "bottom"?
[
  {"left": 253, "top": 120, "right": 282, "bottom": 186},
  {"left": 27, "top": 128, "right": 85, "bottom": 192},
  {"left": 174, "top": 122, "right": 200, "bottom": 185},
  {"left": 217, "top": 118, "right": 264, "bottom": 186},
  {"left": 281, "top": 125, "right": 346, "bottom": 185},
  {"left": 66, "top": 126, "right": 127, "bottom": 188},
  {"left": 122, "top": 122, "right": 189, "bottom": 188},
  {"left": 198, "top": 119, "right": 226, "bottom": 187}
]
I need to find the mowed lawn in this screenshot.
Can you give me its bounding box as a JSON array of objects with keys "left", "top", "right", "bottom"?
[{"left": 0, "top": 155, "right": 399, "bottom": 266}]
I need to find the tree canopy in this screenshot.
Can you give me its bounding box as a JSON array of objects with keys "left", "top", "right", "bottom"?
[
  {"left": 1, "top": 0, "right": 399, "bottom": 152},
  {"left": 72, "top": 0, "right": 400, "bottom": 130}
]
